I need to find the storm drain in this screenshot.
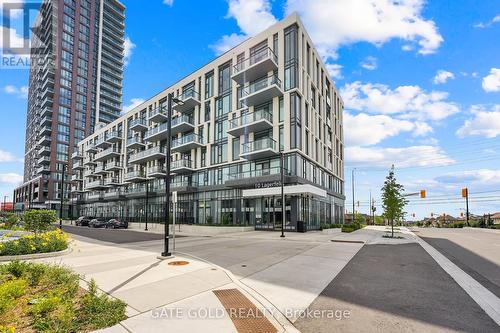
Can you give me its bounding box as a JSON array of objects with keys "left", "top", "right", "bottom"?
[{"left": 213, "top": 288, "right": 277, "bottom": 333}]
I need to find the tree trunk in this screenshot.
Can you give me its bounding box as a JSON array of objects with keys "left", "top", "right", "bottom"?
[{"left": 391, "top": 218, "right": 394, "bottom": 238}]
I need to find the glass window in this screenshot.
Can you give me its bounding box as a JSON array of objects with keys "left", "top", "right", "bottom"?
[
  {"left": 218, "top": 61, "right": 232, "bottom": 94},
  {"left": 205, "top": 71, "right": 214, "bottom": 99},
  {"left": 279, "top": 96, "right": 284, "bottom": 122},
  {"left": 284, "top": 24, "right": 298, "bottom": 91},
  {"left": 232, "top": 138, "right": 240, "bottom": 161}
]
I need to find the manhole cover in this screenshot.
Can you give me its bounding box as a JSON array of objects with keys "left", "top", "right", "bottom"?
[{"left": 168, "top": 260, "right": 189, "bottom": 266}]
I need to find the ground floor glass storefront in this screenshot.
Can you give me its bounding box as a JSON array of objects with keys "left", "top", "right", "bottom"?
[{"left": 78, "top": 187, "right": 344, "bottom": 231}]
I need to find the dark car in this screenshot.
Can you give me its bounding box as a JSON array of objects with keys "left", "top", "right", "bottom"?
[
  {"left": 76, "top": 216, "right": 92, "bottom": 226},
  {"left": 89, "top": 217, "right": 107, "bottom": 228},
  {"left": 106, "top": 219, "right": 128, "bottom": 229}
]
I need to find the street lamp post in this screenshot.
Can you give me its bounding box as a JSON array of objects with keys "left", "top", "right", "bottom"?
[
  {"left": 59, "top": 165, "right": 66, "bottom": 229},
  {"left": 145, "top": 180, "right": 149, "bottom": 231},
  {"left": 351, "top": 168, "right": 356, "bottom": 223},
  {"left": 161, "top": 93, "right": 182, "bottom": 258},
  {"left": 280, "top": 150, "right": 285, "bottom": 238}
]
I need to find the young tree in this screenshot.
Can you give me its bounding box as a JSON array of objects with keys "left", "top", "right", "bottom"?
[
  {"left": 381, "top": 166, "right": 408, "bottom": 237},
  {"left": 23, "top": 210, "right": 57, "bottom": 235}
]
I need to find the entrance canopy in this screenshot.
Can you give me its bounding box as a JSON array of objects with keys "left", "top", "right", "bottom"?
[{"left": 242, "top": 184, "right": 327, "bottom": 198}]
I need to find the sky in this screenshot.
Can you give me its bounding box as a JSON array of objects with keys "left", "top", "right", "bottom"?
[{"left": 0, "top": 0, "right": 499, "bottom": 219}]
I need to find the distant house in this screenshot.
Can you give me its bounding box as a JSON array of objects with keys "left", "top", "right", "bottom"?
[{"left": 491, "top": 213, "right": 500, "bottom": 225}]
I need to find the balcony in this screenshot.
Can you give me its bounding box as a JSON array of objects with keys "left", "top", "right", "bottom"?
[
  {"left": 103, "top": 189, "right": 125, "bottom": 200},
  {"left": 171, "top": 115, "right": 195, "bottom": 135},
  {"left": 125, "top": 183, "right": 156, "bottom": 197},
  {"left": 71, "top": 173, "right": 83, "bottom": 182},
  {"left": 40, "top": 116, "right": 52, "bottom": 127},
  {"left": 73, "top": 160, "right": 84, "bottom": 170},
  {"left": 39, "top": 125, "right": 51, "bottom": 136},
  {"left": 232, "top": 47, "right": 278, "bottom": 85},
  {"left": 106, "top": 130, "right": 122, "bottom": 143},
  {"left": 240, "top": 75, "right": 283, "bottom": 107},
  {"left": 147, "top": 166, "right": 166, "bottom": 178},
  {"left": 95, "top": 136, "right": 110, "bottom": 149},
  {"left": 83, "top": 157, "right": 97, "bottom": 166},
  {"left": 129, "top": 146, "right": 165, "bottom": 164},
  {"left": 124, "top": 170, "right": 148, "bottom": 183},
  {"left": 104, "top": 177, "right": 121, "bottom": 186},
  {"left": 37, "top": 166, "right": 51, "bottom": 174},
  {"left": 126, "top": 137, "right": 146, "bottom": 149},
  {"left": 38, "top": 135, "right": 51, "bottom": 146},
  {"left": 148, "top": 106, "right": 168, "bottom": 123},
  {"left": 169, "top": 179, "right": 198, "bottom": 192},
  {"left": 37, "top": 156, "right": 50, "bottom": 165},
  {"left": 227, "top": 109, "right": 273, "bottom": 137},
  {"left": 40, "top": 108, "right": 52, "bottom": 117},
  {"left": 240, "top": 137, "right": 278, "bottom": 160},
  {"left": 94, "top": 165, "right": 108, "bottom": 175},
  {"left": 172, "top": 90, "right": 200, "bottom": 114},
  {"left": 86, "top": 180, "right": 107, "bottom": 190},
  {"left": 38, "top": 146, "right": 51, "bottom": 156},
  {"left": 171, "top": 159, "right": 194, "bottom": 174},
  {"left": 172, "top": 133, "right": 204, "bottom": 153},
  {"left": 86, "top": 193, "right": 104, "bottom": 202},
  {"left": 106, "top": 161, "right": 123, "bottom": 171},
  {"left": 144, "top": 123, "right": 169, "bottom": 142},
  {"left": 94, "top": 147, "right": 121, "bottom": 162},
  {"left": 85, "top": 144, "right": 98, "bottom": 153},
  {"left": 71, "top": 151, "right": 83, "bottom": 160},
  {"left": 129, "top": 118, "right": 148, "bottom": 132}
]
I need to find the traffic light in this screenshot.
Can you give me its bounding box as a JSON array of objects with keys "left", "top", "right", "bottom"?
[
  {"left": 412, "top": 213, "right": 416, "bottom": 217},
  {"left": 431, "top": 213, "right": 434, "bottom": 217},
  {"left": 420, "top": 190, "right": 426, "bottom": 198},
  {"left": 460, "top": 212, "right": 464, "bottom": 217},
  {"left": 461, "top": 188, "right": 468, "bottom": 198}
]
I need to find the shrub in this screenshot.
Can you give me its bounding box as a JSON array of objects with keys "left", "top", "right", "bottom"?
[
  {"left": 320, "top": 223, "right": 343, "bottom": 230},
  {"left": 342, "top": 222, "right": 363, "bottom": 233},
  {"left": 22, "top": 210, "right": 57, "bottom": 234},
  {"left": 0, "top": 229, "right": 69, "bottom": 256},
  {"left": 0, "top": 279, "right": 27, "bottom": 313}
]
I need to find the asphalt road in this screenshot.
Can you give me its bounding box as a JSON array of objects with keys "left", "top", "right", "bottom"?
[
  {"left": 416, "top": 227, "right": 500, "bottom": 298},
  {"left": 61, "top": 225, "right": 165, "bottom": 243},
  {"left": 294, "top": 243, "right": 499, "bottom": 333}
]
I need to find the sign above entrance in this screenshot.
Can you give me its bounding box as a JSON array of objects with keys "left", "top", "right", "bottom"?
[{"left": 255, "top": 181, "right": 281, "bottom": 189}]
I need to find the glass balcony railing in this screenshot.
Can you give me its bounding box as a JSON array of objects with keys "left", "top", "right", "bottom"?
[
  {"left": 145, "top": 123, "right": 168, "bottom": 138},
  {"left": 172, "top": 133, "right": 203, "bottom": 148},
  {"left": 171, "top": 115, "right": 194, "bottom": 127},
  {"left": 178, "top": 89, "right": 200, "bottom": 103},
  {"left": 243, "top": 74, "right": 282, "bottom": 96},
  {"left": 233, "top": 47, "right": 278, "bottom": 75},
  {"left": 229, "top": 109, "right": 272, "bottom": 129},
  {"left": 127, "top": 137, "right": 144, "bottom": 146},
  {"left": 242, "top": 137, "right": 277, "bottom": 154},
  {"left": 129, "top": 118, "right": 148, "bottom": 130},
  {"left": 125, "top": 170, "right": 147, "bottom": 180},
  {"left": 148, "top": 106, "right": 168, "bottom": 120},
  {"left": 171, "top": 159, "right": 193, "bottom": 170},
  {"left": 147, "top": 166, "right": 165, "bottom": 175},
  {"left": 227, "top": 167, "right": 288, "bottom": 180},
  {"left": 129, "top": 146, "right": 166, "bottom": 162}
]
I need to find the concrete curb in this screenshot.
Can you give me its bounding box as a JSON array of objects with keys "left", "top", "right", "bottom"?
[
  {"left": 0, "top": 246, "right": 72, "bottom": 262},
  {"left": 412, "top": 234, "right": 500, "bottom": 326}
]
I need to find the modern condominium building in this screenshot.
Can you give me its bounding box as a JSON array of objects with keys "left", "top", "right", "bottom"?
[
  {"left": 73, "top": 13, "right": 345, "bottom": 231},
  {"left": 13, "top": 0, "right": 125, "bottom": 214}
]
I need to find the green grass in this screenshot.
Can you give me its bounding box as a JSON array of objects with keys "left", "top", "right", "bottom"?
[{"left": 0, "top": 261, "right": 126, "bottom": 332}]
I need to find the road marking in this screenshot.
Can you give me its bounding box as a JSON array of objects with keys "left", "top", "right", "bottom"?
[{"left": 414, "top": 235, "right": 500, "bottom": 327}]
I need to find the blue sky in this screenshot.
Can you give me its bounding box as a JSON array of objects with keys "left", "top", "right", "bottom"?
[{"left": 0, "top": 0, "right": 499, "bottom": 219}]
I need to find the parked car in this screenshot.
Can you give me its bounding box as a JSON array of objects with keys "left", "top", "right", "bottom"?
[
  {"left": 76, "top": 216, "right": 92, "bottom": 226},
  {"left": 106, "top": 219, "right": 128, "bottom": 229},
  {"left": 89, "top": 217, "right": 107, "bottom": 228}
]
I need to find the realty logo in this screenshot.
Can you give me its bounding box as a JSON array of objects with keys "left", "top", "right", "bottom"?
[{"left": 1, "top": 1, "right": 50, "bottom": 69}]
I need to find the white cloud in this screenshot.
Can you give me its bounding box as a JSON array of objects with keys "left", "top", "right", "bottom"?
[
  {"left": 123, "top": 37, "right": 136, "bottom": 66},
  {"left": 211, "top": 0, "right": 277, "bottom": 55},
  {"left": 0, "top": 149, "right": 19, "bottom": 163},
  {"left": 360, "top": 56, "right": 377, "bottom": 70},
  {"left": 473, "top": 14, "right": 500, "bottom": 28},
  {"left": 346, "top": 145, "right": 454, "bottom": 168},
  {"left": 0, "top": 173, "right": 23, "bottom": 185},
  {"left": 436, "top": 169, "right": 500, "bottom": 185},
  {"left": 344, "top": 112, "right": 414, "bottom": 146},
  {"left": 341, "top": 81, "right": 460, "bottom": 121},
  {"left": 482, "top": 68, "right": 500, "bottom": 92},
  {"left": 285, "top": 0, "right": 443, "bottom": 59},
  {"left": 325, "top": 63, "right": 343, "bottom": 80},
  {"left": 163, "top": 0, "right": 174, "bottom": 6},
  {"left": 210, "top": 33, "right": 247, "bottom": 56},
  {"left": 456, "top": 104, "right": 500, "bottom": 138},
  {"left": 4, "top": 85, "right": 28, "bottom": 98},
  {"left": 413, "top": 121, "right": 433, "bottom": 136},
  {"left": 433, "top": 70, "right": 455, "bottom": 84},
  {"left": 122, "top": 98, "right": 145, "bottom": 115}
]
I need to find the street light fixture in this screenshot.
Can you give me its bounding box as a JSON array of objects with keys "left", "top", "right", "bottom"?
[{"left": 161, "top": 93, "right": 183, "bottom": 258}]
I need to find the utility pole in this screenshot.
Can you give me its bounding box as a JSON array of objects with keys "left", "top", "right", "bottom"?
[
  {"left": 352, "top": 168, "right": 356, "bottom": 224},
  {"left": 280, "top": 150, "right": 285, "bottom": 237}
]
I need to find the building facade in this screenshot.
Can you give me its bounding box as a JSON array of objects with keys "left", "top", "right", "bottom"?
[
  {"left": 74, "top": 14, "right": 345, "bottom": 231},
  {"left": 14, "top": 0, "right": 125, "bottom": 214}
]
